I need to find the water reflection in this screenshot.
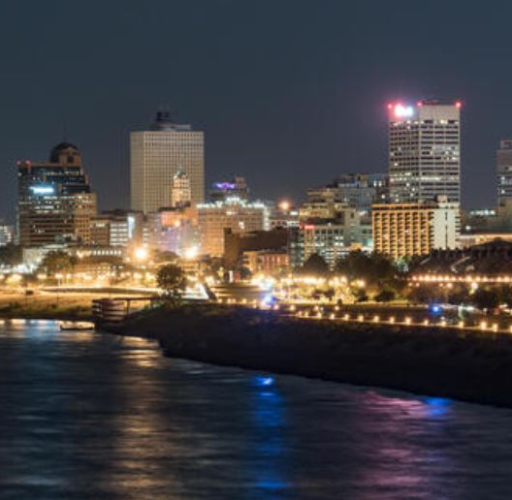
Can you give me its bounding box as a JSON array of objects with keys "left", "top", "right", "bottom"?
[
  {"left": 248, "top": 375, "right": 290, "bottom": 497},
  {"left": 0, "top": 321, "right": 512, "bottom": 499},
  {"left": 423, "top": 397, "right": 452, "bottom": 418}
]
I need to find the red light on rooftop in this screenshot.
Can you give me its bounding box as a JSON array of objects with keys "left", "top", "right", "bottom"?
[
  {"left": 455, "top": 101, "right": 462, "bottom": 109},
  {"left": 417, "top": 101, "right": 423, "bottom": 107},
  {"left": 387, "top": 103, "right": 393, "bottom": 110}
]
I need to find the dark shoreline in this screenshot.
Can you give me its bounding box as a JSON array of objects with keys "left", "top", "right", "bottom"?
[{"left": 104, "top": 304, "right": 512, "bottom": 409}]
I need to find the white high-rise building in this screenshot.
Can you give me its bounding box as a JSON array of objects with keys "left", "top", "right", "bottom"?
[
  {"left": 388, "top": 100, "right": 461, "bottom": 204},
  {"left": 131, "top": 111, "right": 204, "bottom": 213}
]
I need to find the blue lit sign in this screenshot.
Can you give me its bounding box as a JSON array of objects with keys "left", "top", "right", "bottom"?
[
  {"left": 213, "top": 182, "right": 236, "bottom": 190},
  {"left": 30, "top": 186, "right": 55, "bottom": 195}
]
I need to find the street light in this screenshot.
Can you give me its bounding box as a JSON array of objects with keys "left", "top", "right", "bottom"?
[
  {"left": 134, "top": 247, "right": 149, "bottom": 263},
  {"left": 184, "top": 246, "right": 199, "bottom": 260},
  {"left": 279, "top": 200, "right": 291, "bottom": 212}
]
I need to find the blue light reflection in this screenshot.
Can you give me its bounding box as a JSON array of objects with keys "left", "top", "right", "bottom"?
[
  {"left": 248, "top": 374, "right": 290, "bottom": 495},
  {"left": 424, "top": 397, "right": 451, "bottom": 418}
]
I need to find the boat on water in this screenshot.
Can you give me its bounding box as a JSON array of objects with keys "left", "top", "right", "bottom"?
[{"left": 59, "top": 321, "right": 95, "bottom": 331}]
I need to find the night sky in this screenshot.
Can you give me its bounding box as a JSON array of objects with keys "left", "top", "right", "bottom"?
[{"left": 0, "top": 0, "right": 510, "bottom": 221}]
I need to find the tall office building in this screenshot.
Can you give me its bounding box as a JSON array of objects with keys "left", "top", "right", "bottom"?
[
  {"left": 17, "top": 143, "right": 97, "bottom": 247},
  {"left": 388, "top": 100, "right": 461, "bottom": 204},
  {"left": 130, "top": 111, "right": 204, "bottom": 213},
  {"left": 497, "top": 140, "right": 512, "bottom": 206}
]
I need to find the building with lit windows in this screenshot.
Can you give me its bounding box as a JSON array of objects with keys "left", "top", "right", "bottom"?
[
  {"left": 372, "top": 197, "right": 460, "bottom": 259},
  {"left": 224, "top": 227, "right": 288, "bottom": 268},
  {"left": 307, "top": 173, "right": 389, "bottom": 213},
  {"left": 146, "top": 206, "right": 198, "bottom": 255},
  {"left": 0, "top": 223, "right": 14, "bottom": 247},
  {"left": 288, "top": 221, "right": 346, "bottom": 269},
  {"left": 496, "top": 139, "right": 512, "bottom": 212},
  {"left": 171, "top": 168, "right": 192, "bottom": 208},
  {"left": 17, "top": 143, "right": 97, "bottom": 247},
  {"left": 130, "top": 111, "right": 204, "bottom": 213},
  {"left": 197, "top": 198, "right": 269, "bottom": 257},
  {"left": 242, "top": 249, "right": 289, "bottom": 276},
  {"left": 90, "top": 210, "right": 144, "bottom": 248},
  {"left": 388, "top": 100, "right": 461, "bottom": 204}
]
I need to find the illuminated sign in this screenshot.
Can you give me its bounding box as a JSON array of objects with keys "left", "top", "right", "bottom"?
[
  {"left": 213, "top": 182, "right": 236, "bottom": 190},
  {"left": 30, "top": 186, "right": 55, "bottom": 195}
]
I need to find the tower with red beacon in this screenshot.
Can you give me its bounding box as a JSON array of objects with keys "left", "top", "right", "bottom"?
[{"left": 387, "top": 100, "right": 461, "bottom": 205}]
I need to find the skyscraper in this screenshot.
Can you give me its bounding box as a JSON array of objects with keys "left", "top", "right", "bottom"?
[
  {"left": 17, "top": 143, "right": 97, "bottom": 247},
  {"left": 388, "top": 100, "right": 461, "bottom": 204},
  {"left": 130, "top": 111, "right": 204, "bottom": 213},
  {"left": 497, "top": 139, "right": 512, "bottom": 206}
]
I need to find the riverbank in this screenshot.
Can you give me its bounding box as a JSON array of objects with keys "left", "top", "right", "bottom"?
[
  {"left": 105, "top": 304, "right": 512, "bottom": 408},
  {"left": 0, "top": 291, "right": 98, "bottom": 320}
]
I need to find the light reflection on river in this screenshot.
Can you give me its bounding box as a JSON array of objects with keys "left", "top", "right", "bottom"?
[{"left": 0, "top": 320, "right": 512, "bottom": 499}]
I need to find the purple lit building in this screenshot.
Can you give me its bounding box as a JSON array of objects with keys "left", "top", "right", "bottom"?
[{"left": 209, "top": 177, "right": 249, "bottom": 202}]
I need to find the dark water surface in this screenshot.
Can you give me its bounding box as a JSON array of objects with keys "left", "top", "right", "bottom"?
[{"left": 0, "top": 320, "right": 511, "bottom": 499}]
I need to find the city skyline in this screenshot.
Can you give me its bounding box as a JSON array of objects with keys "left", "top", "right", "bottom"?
[
  {"left": 2, "top": 2, "right": 512, "bottom": 221},
  {"left": 4, "top": 4, "right": 512, "bottom": 498}
]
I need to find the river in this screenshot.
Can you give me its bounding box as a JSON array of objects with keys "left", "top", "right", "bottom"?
[{"left": 0, "top": 320, "right": 511, "bottom": 499}]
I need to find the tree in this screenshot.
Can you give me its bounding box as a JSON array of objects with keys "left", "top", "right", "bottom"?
[
  {"left": 354, "top": 289, "right": 368, "bottom": 303},
  {"left": 238, "top": 266, "right": 252, "bottom": 280},
  {"left": 40, "top": 251, "right": 75, "bottom": 276},
  {"left": 374, "top": 290, "right": 395, "bottom": 303},
  {"left": 335, "top": 251, "right": 398, "bottom": 289},
  {"left": 447, "top": 285, "right": 471, "bottom": 305},
  {"left": 156, "top": 264, "right": 187, "bottom": 305},
  {"left": 471, "top": 288, "right": 500, "bottom": 312},
  {"left": 406, "top": 285, "right": 440, "bottom": 305},
  {"left": 0, "top": 244, "right": 22, "bottom": 268},
  {"left": 498, "top": 285, "right": 512, "bottom": 307},
  {"left": 152, "top": 250, "right": 179, "bottom": 264},
  {"left": 300, "top": 253, "right": 330, "bottom": 276}
]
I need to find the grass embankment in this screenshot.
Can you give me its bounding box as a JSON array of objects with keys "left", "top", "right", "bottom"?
[
  {"left": 0, "top": 291, "right": 100, "bottom": 320},
  {"left": 109, "top": 304, "right": 512, "bottom": 408}
]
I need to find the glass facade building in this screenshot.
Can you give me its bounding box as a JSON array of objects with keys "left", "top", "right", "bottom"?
[{"left": 17, "top": 143, "right": 97, "bottom": 247}]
